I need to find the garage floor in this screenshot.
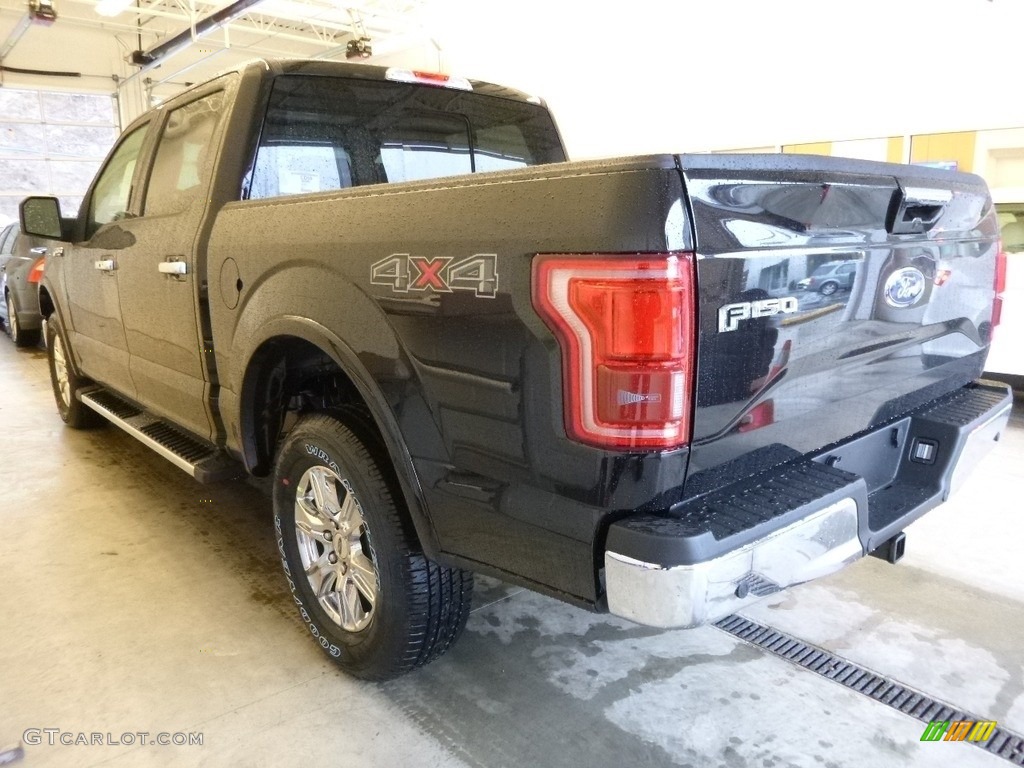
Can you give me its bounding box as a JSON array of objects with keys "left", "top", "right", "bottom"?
[{"left": 2, "top": 338, "right": 1022, "bottom": 768}]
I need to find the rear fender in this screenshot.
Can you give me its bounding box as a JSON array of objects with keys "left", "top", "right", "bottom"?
[{"left": 233, "top": 314, "right": 444, "bottom": 558}]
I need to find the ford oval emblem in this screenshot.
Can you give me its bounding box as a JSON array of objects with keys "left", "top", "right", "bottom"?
[{"left": 883, "top": 267, "right": 926, "bottom": 308}]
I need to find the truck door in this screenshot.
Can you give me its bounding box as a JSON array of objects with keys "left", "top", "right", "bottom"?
[
  {"left": 115, "top": 83, "right": 232, "bottom": 441},
  {"left": 64, "top": 121, "right": 153, "bottom": 399}
]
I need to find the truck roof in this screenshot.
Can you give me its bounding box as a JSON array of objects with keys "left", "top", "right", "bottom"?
[
  {"left": 168, "top": 57, "right": 546, "bottom": 109},
  {"left": 267, "top": 59, "right": 545, "bottom": 105},
  {"left": 119, "top": 57, "right": 549, "bottom": 141}
]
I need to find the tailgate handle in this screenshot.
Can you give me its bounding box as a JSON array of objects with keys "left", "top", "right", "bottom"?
[{"left": 888, "top": 186, "right": 952, "bottom": 235}]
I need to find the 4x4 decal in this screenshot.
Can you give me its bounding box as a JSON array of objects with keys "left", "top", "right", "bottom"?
[{"left": 371, "top": 253, "right": 499, "bottom": 298}]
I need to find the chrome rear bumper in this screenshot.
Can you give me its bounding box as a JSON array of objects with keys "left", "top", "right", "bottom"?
[{"left": 604, "top": 381, "right": 1012, "bottom": 628}]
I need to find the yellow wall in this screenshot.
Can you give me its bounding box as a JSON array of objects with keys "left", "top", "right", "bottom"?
[
  {"left": 714, "top": 146, "right": 777, "bottom": 154},
  {"left": 887, "top": 137, "right": 905, "bottom": 164},
  {"left": 782, "top": 142, "right": 832, "bottom": 156},
  {"left": 910, "top": 131, "right": 976, "bottom": 173},
  {"left": 742, "top": 137, "right": 903, "bottom": 162}
]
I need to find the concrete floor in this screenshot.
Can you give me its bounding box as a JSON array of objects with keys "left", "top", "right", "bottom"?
[{"left": 1, "top": 336, "right": 1022, "bottom": 768}]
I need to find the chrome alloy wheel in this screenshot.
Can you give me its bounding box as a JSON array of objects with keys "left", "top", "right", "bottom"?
[
  {"left": 51, "top": 329, "right": 71, "bottom": 408},
  {"left": 294, "top": 466, "right": 379, "bottom": 632}
]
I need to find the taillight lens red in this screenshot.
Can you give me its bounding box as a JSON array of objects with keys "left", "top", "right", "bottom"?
[
  {"left": 993, "top": 240, "right": 1006, "bottom": 329},
  {"left": 532, "top": 253, "right": 695, "bottom": 450},
  {"left": 27, "top": 257, "right": 45, "bottom": 284}
]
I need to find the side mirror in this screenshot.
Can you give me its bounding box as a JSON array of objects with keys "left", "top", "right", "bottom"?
[{"left": 20, "top": 196, "right": 64, "bottom": 239}]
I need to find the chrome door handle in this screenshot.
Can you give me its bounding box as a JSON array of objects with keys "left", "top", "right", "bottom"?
[
  {"left": 158, "top": 260, "right": 188, "bottom": 275},
  {"left": 94, "top": 259, "right": 115, "bottom": 272},
  {"left": 30, "top": 246, "right": 48, "bottom": 255}
]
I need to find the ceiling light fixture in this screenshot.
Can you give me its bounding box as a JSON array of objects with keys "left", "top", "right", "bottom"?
[
  {"left": 345, "top": 37, "right": 372, "bottom": 59},
  {"left": 95, "top": 0, "right": 134, "bottom": 17},
  {"left": 29, "top": 0, "right": 57, "bottom": 25}
]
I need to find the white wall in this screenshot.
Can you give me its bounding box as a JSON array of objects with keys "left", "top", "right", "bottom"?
[
  {"left": 394, "top": 0, "right": 1024, "bottom": 159},
  {"left": 0, "top": 20, "right": 128, "bottom": 94},
  {"left": 2, "top": 0, "right": 1023, "bottom": 160},
  {"left": 974, "top": 128, "right": 1024, "bottom": 204}
]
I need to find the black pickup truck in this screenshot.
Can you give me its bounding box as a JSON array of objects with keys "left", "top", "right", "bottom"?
[{"left": 22, "top": 60, "right": 1012, "bottom": 680}]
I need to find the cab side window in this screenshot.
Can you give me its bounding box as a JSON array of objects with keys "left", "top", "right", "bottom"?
[
  {"left": 87, "top": 123, "right": 150, "bottom": 239},
  {"left": 144, "top": 92, "right": 226, "bottom": 217}
]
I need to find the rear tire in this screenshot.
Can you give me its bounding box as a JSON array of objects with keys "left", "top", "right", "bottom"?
[
  {"left": 273, "top": 413, "right": 472, "bottom": 680},
  {"left": 46, "top": 314, "right": 104, "bottom": 429},
  {"left": 6, "top": 292, "right": 40, "bottom": 348}
]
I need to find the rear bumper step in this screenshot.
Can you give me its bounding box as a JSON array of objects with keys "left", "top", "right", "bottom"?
[
  {"left": 604, "top": 380, "right": 1012, "bottom": 628},
  {"left": 78, "top": 387, "right": 240, "bottom": 483}
]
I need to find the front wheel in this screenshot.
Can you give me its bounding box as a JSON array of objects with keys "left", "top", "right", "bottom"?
[
  {"left": 46, "top": 314, "right": 104, "bottom": 428},
  {"left": 273, "top": 413, "right": 472, "bottom": 680},
  {"left": 818, "top": 281, "right": 839, "bottom": 296}
]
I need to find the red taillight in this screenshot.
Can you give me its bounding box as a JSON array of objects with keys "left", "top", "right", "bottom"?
[
  {"left": 532, "top": 253, "right": 695, "bottom": 450},
  {"left": 27, "top": 257, "right": 45, "bottom": 284},
  {"left": 993, "top": 240, "right": 1007, "bottom": 329}
]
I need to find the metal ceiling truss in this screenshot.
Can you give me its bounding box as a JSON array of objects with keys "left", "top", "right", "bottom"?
[
  {"left": 0, "top": 0, "right": 428, "bottom": 120},
  {"left": 120, "top": 0, "right": 416, "bottom": 43},
  {"left": 0, "top": 0, "right": 423, "bottom": 58}
]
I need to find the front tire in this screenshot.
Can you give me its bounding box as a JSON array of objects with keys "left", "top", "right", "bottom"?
[
  {"left": 46, "top": 314, "right": 104, "bottom": 428},
  {"left": 273, "top": 413, "right": 472, "bottom": 680},
  {"left": 818, "top": 280, "right": 839, "bottom": 296},
  {"left": 6, "top": 292, "right": 40, "bottom": 348}
]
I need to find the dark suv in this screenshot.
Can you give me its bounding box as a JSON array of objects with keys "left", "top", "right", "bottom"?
[{"left": 0, "top": 222, "right": 48, "bottom": 347}]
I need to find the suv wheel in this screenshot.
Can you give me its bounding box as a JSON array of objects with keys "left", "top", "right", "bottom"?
[
  {"left": 818, "top": 280, "right": 839, "bottom": 296},
  {"left": 6, "top": 293, "right": 40, "bottom": 348}
]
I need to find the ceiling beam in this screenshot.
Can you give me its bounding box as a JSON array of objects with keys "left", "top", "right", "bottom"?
[
  {"left": 131, "top": 0, "right": 266, "bottom": 65},
  {"left": 0, "top": 11, "right": 32, "bottom": 60}
]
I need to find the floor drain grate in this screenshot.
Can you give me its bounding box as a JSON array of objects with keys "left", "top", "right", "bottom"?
[{"left": 715, "top": 614, "right": 1024, "bottom": 765}]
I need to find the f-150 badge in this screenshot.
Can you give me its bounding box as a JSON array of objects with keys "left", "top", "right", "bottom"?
[
  {"left": 719, "top": 297, "right": 799, "bottom": 332},
  {"left": 371, "top": 253, "right": 498, "bottom": 298}
]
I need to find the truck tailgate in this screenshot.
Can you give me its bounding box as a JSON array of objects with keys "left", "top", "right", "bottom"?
[{"left": 679, "top": 153, "right": 999, "bottom": 491}]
